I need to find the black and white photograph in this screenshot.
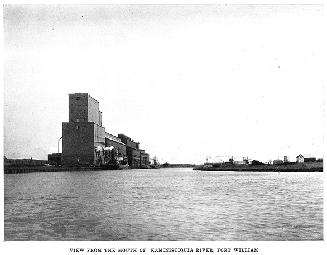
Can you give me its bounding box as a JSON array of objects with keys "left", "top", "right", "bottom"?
[{"left": 1, "top": 0, "right": 325, "bottom": 253}]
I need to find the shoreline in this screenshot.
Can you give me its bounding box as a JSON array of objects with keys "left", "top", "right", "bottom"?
[
  {"left": 3, "top": 165, "right": 132, "bottom": 174},
  {"left": 4, "top": 162, "right": 323, "bottom": 174},
  {"left": 193, "top": 162, "right": 323, "bottom": 172}
]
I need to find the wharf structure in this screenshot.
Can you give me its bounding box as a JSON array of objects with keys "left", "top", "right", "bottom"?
[{"left": 61, "top": 93, "right": 149, "bottom": 168}]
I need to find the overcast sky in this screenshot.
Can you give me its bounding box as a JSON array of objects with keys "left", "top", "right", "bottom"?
[{"left": 3, "top": 4, "right": 324, "bottom": 164}]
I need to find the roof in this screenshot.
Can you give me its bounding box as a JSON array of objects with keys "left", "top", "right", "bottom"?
[
  {"left": 69, "top": 93, "right": 99, "bottom": 103},
  {"left": 297, "top": 154, "right": 315, "bottom": 159},
  {"left": 105, "top": 132, "right": 125, "bottom": 145}
]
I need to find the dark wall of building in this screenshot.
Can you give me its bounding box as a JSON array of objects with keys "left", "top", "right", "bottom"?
[
  {"left": 304, "top": 157, "right": 316, "bottom": 162},
  {"left": 141, "top": 152, "right": 149, "bottom": 167},
  {"left": 69, "top": 94, "right": 89, "bottom": 123},
  {"left": 105, "top": 138, "right": 126, "bottom": 157},
  {"left": 69, "top": 93, "right": 101, "bottom": 126},
  {"left": 48, "top": 153, "right": 62, "bottom": 166},
  {"left": 4, "top": 157, "right": 48, "bottom": 166},
  {"left": 118, "top": 134, "right": 138, "bottom": 149},
  {"left": 119, "top": 134, "right": 138, "bottom": 167},
  {"left": 127, "top": 149, "right": 149, "bottom": 168},
  {"left": 131, "top": 148, "right": 141, "bottom": 168},
  {"left": 118, "top": 134, "right": 149, "bottom": 168},
  {"left": 62, "top": 122, "right": 95, "bottom": 165}
]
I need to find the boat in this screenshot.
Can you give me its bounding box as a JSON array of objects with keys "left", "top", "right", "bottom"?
[{"left": 100, "top": 159, "right": 129, "bottom": 170}]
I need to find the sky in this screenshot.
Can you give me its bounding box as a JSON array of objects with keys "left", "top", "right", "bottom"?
[{"left": 3, "top": 4, "right": 324, "bottom": 164}]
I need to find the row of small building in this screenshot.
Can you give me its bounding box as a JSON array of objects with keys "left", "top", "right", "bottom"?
[
  {"left": 206, "top": 154, "right": 322, "bottom": 166},
  {"left": 48, "top": 93, "right": 150, "bottom": 168},
  {"left": 272, "top": 154, "right": 322, "bottom": 165}
]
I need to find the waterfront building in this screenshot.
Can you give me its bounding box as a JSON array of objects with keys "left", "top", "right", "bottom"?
[
  {"left": 4, "top": 156, "right": 48, "bottom": 166},
  {"left": 233, "top": 157, "right": 249, "bottom": 165},
  {"left": 118, "top": 134, "right": 141, "bottom": 168},
  {"left": 140, "top": 150, "right": 150, "bottom": 168},
  {"left": 296, "top": 154, "right": 316, "bottom": 163},
  {"left": 62, "top": 93, "right": 127, "bottom": 166},
  {"left": 118, "top": 134, "right": 149, "bottom": 168},
  {"left": 61, "top": 93, "right": 149, "bottom": 167},
  {"left": 48, "top": 153, "right": 62, "bottom": 166}
]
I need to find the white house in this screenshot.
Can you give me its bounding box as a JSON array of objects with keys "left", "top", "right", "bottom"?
[{"left": 296, "top": 154, "right": 316, "bottom": 163}]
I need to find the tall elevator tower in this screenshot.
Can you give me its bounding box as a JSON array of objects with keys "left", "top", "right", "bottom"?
[{"left": 62, "top": 93, "right": 105, "bottom": 165}]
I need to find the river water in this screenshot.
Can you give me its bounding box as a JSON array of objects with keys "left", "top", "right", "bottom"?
[{"left": 4, "top": 168, "right": 323, "bottom": 241}]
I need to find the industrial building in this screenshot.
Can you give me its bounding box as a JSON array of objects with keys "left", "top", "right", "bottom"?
[
  {"left": 117, "top": 134, "right": 150, "bottom": 168},
  {"left": 48, "top": 153, "right": 62, "bottom": 166},
  {"left": 60, "top": 93, "right": 150, "bottom": 168}
]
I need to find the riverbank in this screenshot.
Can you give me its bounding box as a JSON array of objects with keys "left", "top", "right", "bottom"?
[
  {"left": 4, "top": 162, "right": 323, "bottom": 174},
  {"left": 3, "top": 165, "right": 127, "bottom": 174},
  {"left": 193, "top": 162, "right": 323, "bottom": 172},
  {"left": 161, "top": 163, "right": 196, "bottom": 168}
]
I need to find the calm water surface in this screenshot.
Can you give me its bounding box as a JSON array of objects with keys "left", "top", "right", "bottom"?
[{"left": 4, "top": 168, "right": 323, "bottom": 240}]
